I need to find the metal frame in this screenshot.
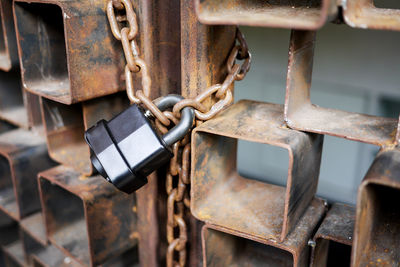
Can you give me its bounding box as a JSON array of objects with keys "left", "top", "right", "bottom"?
[
  {"left": 195, "top": 0, "right": 337, "bottom": 30},
  {"left": 352, "top": 147, "right": 400, "bottom": 266},
  {"left": 343, "top": 0, "right": 400, "bottom": 31},
  {"left": 0, "top": 129, "right": 55, "bottom": 221},
  {"left": 202, "top": 199, "right": 325, "bottom": 267},
  {"left": 13, "top": 0, "right": 126, "bottom": 104},
  {"left": 285, "top": 30, "right": 398, "bottom": 147},
  {"left": 38, "top": 165, "right": 138, "bottom": 267},
  {"left": 191, "top": 100, "right": 323, "bottom": 242},
  {"left": 310, "top": 203, "right": 355, "bottom": 267},
  {"left": 40, "top": 93, "right": 128, "bottom": 175}
]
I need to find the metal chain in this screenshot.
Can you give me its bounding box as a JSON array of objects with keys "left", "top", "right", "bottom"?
[
  {"left": 107, "top": 2, "right": 251, "bottom": 266},
  {"left": 107, "top": 0, "right": 172, "bottom": 125},
  {"left": 172, "top": 29, "right": 251, "bottom": 121},
  {"left": 159, "top": 28, "right": 251, "bottom": 267}
]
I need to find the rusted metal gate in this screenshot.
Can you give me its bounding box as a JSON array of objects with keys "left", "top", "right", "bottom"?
[{"left": 0, "top": 0, "right": 399, "bottom": 266}]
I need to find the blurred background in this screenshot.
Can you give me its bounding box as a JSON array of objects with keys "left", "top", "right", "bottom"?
[{"left": 235, "top": 23, "right": 400, "bottom": 205}]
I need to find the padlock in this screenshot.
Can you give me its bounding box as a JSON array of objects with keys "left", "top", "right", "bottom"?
[{"left": 84, "top": 95, "right": 194, "bottom": 194}]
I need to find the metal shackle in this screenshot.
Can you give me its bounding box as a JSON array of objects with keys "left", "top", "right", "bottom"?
[{"left": 147, "top": 94, "right": 195, "bottom": 146}]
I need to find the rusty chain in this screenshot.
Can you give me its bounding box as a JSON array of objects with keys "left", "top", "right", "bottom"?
[{"left": 107, "top": 1, "right": 251, "bottom": 266}]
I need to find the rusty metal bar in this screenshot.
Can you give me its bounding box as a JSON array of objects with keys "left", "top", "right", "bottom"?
[
  {"left": 352, "top": 148, "right": 400, "bottom": 266},
  {"left": 310, "top": 203, "right": 355, "bottom": 267},
  {"left": 191, "top": 100, "right": 323, "bottom": 242},
  {"left": 0, "top": 129, "right": 55, "bottom": 221},
  {"left": 131, "top": 0, "right": 181, "bottom": 265},
  {"left": 0, "top": 0, "right": 43, "bottom": 129},
  {"left": 0, "top": 0, "right": 18, "bottom": 71},
  {"left": 343, "top": 0, "right": 400, "bottom": 31},
  {"left": 13, "top": 0, "right": 125, "bottom": 104},
  {"left": 38, "top": 165, "right": 138, "bottom": 266},
  {"left": 202, "top": 199, "right": 325, "bottom": 267},
  {"left": 181, "top": 1, "right": 236, "bottom": 264},
  {"left": 285, "top": 30, "right": 398, "bottom": 147},
  {"left": 195, "top": 0, "right": 338, "bottom": 30},
  {"left": 40, "top": 93, "right": 128, "bottom": 175}
]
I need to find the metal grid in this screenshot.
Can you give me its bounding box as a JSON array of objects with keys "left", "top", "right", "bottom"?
[{"left": 0, "top": 0, "right": 398, "bottom": 266}]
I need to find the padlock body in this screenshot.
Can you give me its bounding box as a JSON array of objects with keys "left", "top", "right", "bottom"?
[{"left": 85, "top": 104, "right": 173, "bottom": 193}]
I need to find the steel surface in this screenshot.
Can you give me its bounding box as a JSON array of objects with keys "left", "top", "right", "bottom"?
[
  {"left": 202, "top": 199, "right": 325, "bottom": 267},
  {"left": 130, "top": 1, "right": 181, "bottom": 266},
  {"left": 285, "top": 30, "right": 398, "bottom": 146},
  {"left": 13, "top": 0, "right": 125, "bottom": 104},
  {"left": 0, "top": 0, "right": 18, "bottom": 71},
  {"left": 192, "top": 100, "right": 323, "bottom": 242},
  {"left": 310, "top": 203, "right": 355, "bottom": 267},
  {"left": 0, "top": 129, "right": 55, "bottom": 221},
  {"left": 343, "top": 0, "right": 400, "bottom": 31},
  {"left": 40, "top": 93, "right": 128, "bottom": 175},
  {"left": 352, "top": 148, "right": 400, "bottom": 266},
  {"left": 195, "top": 0, "right": 337, "bottom": 30},
  {"left": 38, "top": 165, "right": 138, "bottom": 267}
]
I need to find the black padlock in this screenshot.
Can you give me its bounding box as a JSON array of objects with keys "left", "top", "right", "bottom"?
[{"left": 84, "top": 95, "right": 194, "bottom": 194}]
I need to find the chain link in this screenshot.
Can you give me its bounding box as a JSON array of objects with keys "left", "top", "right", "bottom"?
[
  {"left": 107, "top": 2, "right": 250, "bottom": 266},
  {"left": 107, "top": 0, "right": 148, "bottom": 104}
]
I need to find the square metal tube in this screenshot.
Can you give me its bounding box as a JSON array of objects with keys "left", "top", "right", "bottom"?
[
  {"left": 13, "top": 0, "right": 125, "bottom": 104},
  {"left": 0, "top": 0, "right": 18, "bottom": 71},
  {"left": 352, "top": 148, "right": 400, "bottom": 266},
  {"left": 38, "top": 165, "right": 138, "bottom": 266},
  {"left": 310, "top": 203, "right": 355, "bottom": 267},
  {"left": 195, "top": 0, "right": 337, "bottom": 30},
  {"left": 285, "top": 30, "right": 398, "bottom": 147},
  {"left": 202, "top": 200, "right": 325, "bottom": 267},
  {"left": 191, "top": 100, "right": 323, "bottom": 242},
  {"left": 0, "top": 129, "right": 55, "bottom": 220}
]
